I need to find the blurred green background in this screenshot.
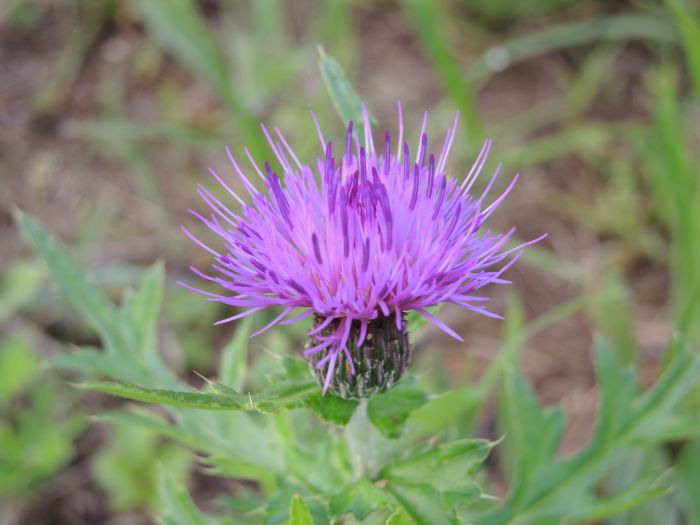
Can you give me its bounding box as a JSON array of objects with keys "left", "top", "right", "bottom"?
[{"left": 1, "top": 0, "right": 700, "bottom": 523}]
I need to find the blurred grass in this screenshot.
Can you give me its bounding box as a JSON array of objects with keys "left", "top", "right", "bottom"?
[
  {"left": 639, "top": 70, "right": 700, "bottom": 336},
  {"left": 402, "top": 0, "right": 482, "bottom": 139},
  {"left": 132, "top": 0, "right": 264, "bottom": 156},
  {"left": 31, "top": 1, "right": 114, "bottom": 115},
  {"left": 468, "top": 13, "right": 679, "bottom": 84},
  {"left": 667, "top": 0, "right": 700, "bottom": 101}
]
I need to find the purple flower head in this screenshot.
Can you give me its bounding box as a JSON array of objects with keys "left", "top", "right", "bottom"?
[{"left": 182, "top": 104, "right": 544, "bottom": 397}]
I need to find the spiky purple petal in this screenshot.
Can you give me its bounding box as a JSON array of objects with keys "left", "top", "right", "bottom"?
[{"left": 183, "top": 107, "right": 542, "bottom": 393}]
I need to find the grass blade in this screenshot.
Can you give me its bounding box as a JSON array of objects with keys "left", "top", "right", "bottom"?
[
  {"left": 469, "top": 15, "right": 678, "bottom": 83},
  {"left": 666, "top": 0, "right": 700, "bottom": 101},
  {"left": 401, "top": 0, "right": 481, "bottom": 139},
  {"left": 132, "top": 0, "right": 263, "bottom": 155}
]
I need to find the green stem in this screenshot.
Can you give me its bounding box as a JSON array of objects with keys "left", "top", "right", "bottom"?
[{"left": 345, "top": 399, "right": 381, "bottom": 480}]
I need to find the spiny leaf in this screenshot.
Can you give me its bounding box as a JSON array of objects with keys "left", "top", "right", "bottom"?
[
  {"left": 592, "top": 341, "right": 639, "bottom": 446},
  {"left": 385, "top": 483, "right": 456, "bottom": 525},
  {"left": 382, "top": 438, "right": 492, "bottom": 496},
  {"left": 329, "top": 479, "right": 392, "bottom": 521},
  {"left": 381, "top": 439, "right": 491, "bottom": 524},
  {"left": 499, "top": 367, "right": 564, "bottom": 506},
  {"left": 478, "top": 344, "right": 700, "bottom": 525},
  {"left": 633, "top": 345, "right": 699, "bottom": 421},
  {"left": 303, "top": 391, "right": 358, "bottom": 425},
  {"left": 15, "top": 211, "right": 129, "bottom": 353},
  {"left": 81, "top": 378, "right": 357, "bottom": 424},
  {"left": 564, "top": 472, "right": 671, "bottom": 524},
  {"left": 78, "top": 380, "right": 316, "bottom": 414},
  {"left": 367, "top": 379, "right": 429, "bottom": 438},
  {"left": 98, "top": 409, "right": 203, "bottom": 451}
]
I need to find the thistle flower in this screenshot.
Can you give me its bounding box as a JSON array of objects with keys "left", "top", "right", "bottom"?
[{"left": 182, "top": 104, "right": 543, "bottom": 398}]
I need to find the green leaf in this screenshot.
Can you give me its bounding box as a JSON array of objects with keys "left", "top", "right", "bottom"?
[
  {"left": 303, "top": 391, "right": 358, "bottom": 425},
  {"left": 79, "top": 380, "right": 318, "bottom": 414},
  {"left": 15, "top": 211, "right": 128, "bottom": 353},
  {"left": 18, "top": 214, "right": 174, "bottom": 387},
  {"left": 386, "top": 508, "right": 415, "bottom": 525},
  {"left": 156, "top": 468, "right": 211, "bottom": 525},
  {"left": 287, "top": 495, "right": 313, "bottom": 525},
  {"left": 478, "top": 294, "right": 525, "bottom": 395},
  {"left": 367, "top": 379, "right": 429, "bottom": 438},
  {"left": 280, "top": 355, "right": 313, "bottom": 382},
  {"left": 0, "top": 338, "right": 39, "bottom": 402},
  {"left": 630, "top": 415, "right": 700, "bottom": 445},
  {"left": 50, "top": 347, "right": 127, "bottom": 379},
  {"left": 95, "top": 424, "right": 191, "bottom": 512},
  {"left": 329, "top": 479, "right": 391, "bottom": 521},
  {"left": 219, "top": 316, "right": 254, "bottom": 391},
  {"left": 408, "top": 386, "right": 482, "bottom": 438},
  {"left": 591, "top": 342, "right": 638, "bottom": 447},
  {"left": 96, "top": 412, "right": 289, "bottom": 500},
  {"left": 382, "top": 439, "right": 491, "bottom": 498},
  {"left": 477, "top": 344, "right": 700, "bottom": 525},
  {"left": 678, "top": 283, "right": 700, "bottom": 337},
  {"left": 0, "top": 259, "right": 43, "bottom": 323},
  {"left": 385, "top": 483, "right": 456, "bottom": 525},
  {"left": 381, "top": 439, "right": 490, "bottom": 524},
  {"left": 588, "top": 275, "right": 636, "bottom": 364},
  {"left": 498, "top": 367, "right": 564, "bottom": 507},
  {"left": 81, "top": 382, "right": 250, "bottom": 409},
  {"left": 0, "top": 381, "right": 83, "bottom": 495},
  {"left": 564, "top": 472, "right": 671, "bottom": 524},
  {"left": 84, "top": 371, "right": 357, "bottom": 423},
  {"left": 605, "top": 450, "right": 678, "bottom": 525},
  {"left": 318, "top": 50, "right": 373, "bottom": 129},
  {"left": 677, "top": 439, "right": 700, "bottom": 523},
  {"left": 98, "top": 409, "right": 205, "bottom": 451},
  {"left": 633, "top": 344, "right": 699, "bottom": 423},
  {"left": 265, "top": 480, "right": 328, "bottom": 525},
  {"left": 121, "top": 261, "right": 165, "bottom": 360}
]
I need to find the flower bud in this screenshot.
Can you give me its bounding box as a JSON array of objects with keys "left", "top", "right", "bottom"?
[{"left": 307, "top": 315, "right": 411, "bottom": 399}]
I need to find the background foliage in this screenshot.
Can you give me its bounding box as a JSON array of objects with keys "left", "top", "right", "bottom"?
[{"left": 2, "top": 0, "right": 700, "bottom": 524}]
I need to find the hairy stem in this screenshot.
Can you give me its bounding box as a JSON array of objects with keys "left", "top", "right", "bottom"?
[{"left": 345, "top": 399, "right": 381, "bottom": 480}]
